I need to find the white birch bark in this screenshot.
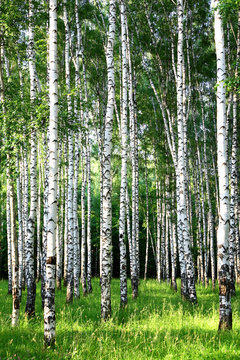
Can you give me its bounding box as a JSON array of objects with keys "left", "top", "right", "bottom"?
[
  {"left": 56, "top": 160, "right": 64, "bottom": 290},
  {"left": 63, "top": 1, "right": 74, "bottom": 303},
  {"left": 101, "top": 0, "right": 116, "bottom": 320},
  {"left": 177, "top": 0, "right": 196, "bottom": 303},
  {"left": 63, "top": 140, "right": 68, "bottom": 287},
  {"left": 41, "top": 132, "right": 49, "bottom": 308},
  {"left": 234, "top": 10, "right": 240, "bottom": 284},
  {"left": 133, "top": 71, "right": 140, "bottom": 282},
  {"left": 144, "top": 152, "right": 149, "bottom": 281},
  {"left": 171, "top": 190, "right": 177, "bottom": 291},
  {"left": 22, "top": 141, "right": 29, "bottom": 292},
  {"left": 87, "top": 145, "right": 92, "bottom": 293},
  {"left": 56, "top": 143, "right": 63, "bottom": 290},
  {"left": 25, "top": 0, "right": 37, "bottom": 316},
  {"left": 73, "top": 0, "right": 81, "bottom": 297},
  {"left": 81, "top": 154, "right": 87, "bottom": 296},
  {"left": 165, "top": 176, "right": 170, "bottom": 283},
  {"left": 7, "top": 180, "right": 12, "bottom": 295},
  {"left": 126, "top": 186, "right": 133, "bottom": 279},
  {"left": 44, "top": 0, "right": 58, "bottom": 345},
  {"left": 119, "top": 0, "right": 128, "bottom": 307},
  {"left": 9, "top": 168, "right": 20, "bottom": 327},
  {"left": 126, "top": 21, "right": 138, "bottom": 298},
  {"left": 36, "top": 143, "right": 42, "bottom": 282},
  {"left": 161, "top": 201, "right": 166, "bottom": 281},
  {"left": 214, "top": 0, "right": 232, "bottom": 330},
  {"left": 16, "top": 156, "right": 23, "bottom": 300},
  {"left": 156, "top": 181, "right": 161, "bottom": 282}
]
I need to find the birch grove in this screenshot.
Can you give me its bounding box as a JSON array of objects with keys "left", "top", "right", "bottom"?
[{"left": 0, "top": 0, "right": 239, "bottom": 344}]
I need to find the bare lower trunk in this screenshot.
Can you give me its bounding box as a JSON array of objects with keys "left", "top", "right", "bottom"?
[
  {"left": 8, "top": 167, "right": 20, "bottom": 327},
  {"left": 7, "top": 181, "right": 12, "bottom": 295}
]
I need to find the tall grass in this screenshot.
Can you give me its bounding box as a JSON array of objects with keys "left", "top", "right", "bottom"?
[{"left": 1, "top": 279, "right": 240, "bottom": 359}]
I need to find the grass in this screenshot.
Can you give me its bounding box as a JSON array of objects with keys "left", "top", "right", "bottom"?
[{"left": 1, "top": 278, "right": 240, "bottom": 359}]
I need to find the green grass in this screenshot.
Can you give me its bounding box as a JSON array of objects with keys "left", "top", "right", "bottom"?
[{"left": 1, "top": 278, "right": 240, "bottom": 359}]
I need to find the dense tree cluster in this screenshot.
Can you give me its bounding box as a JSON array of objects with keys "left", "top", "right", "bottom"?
[{"left": 0, "top": 0, "right": 239, "bottom": 345}]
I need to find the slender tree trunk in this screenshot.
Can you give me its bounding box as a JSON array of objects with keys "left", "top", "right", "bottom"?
[
  {"left": 56, "top": 160, "right": 64, "bottom": 290},
  {"left": 161, "top": 201, "right": 166, "bottom": 281},
  {"left": 177, "top": 0, "right": 197, "bottom": 303},
  {"left": 8, "top": 167, "right": 20, "bottom": 326},
  {"left": 229, "top": 10, "right": 240, "bottom": 292},
  {"left": 119, "top": 0, "right": 128, "bottom": 307},
  {"left": 81, "top": 153, "right": 87, "bottom": 296},
  {"left": 44, "top": 0, "right": 58, "bottom": 345},
  {"left": 101, "top": 0, "right": 116, "bottom": 320},
  {"left": 170, "top": 190, "right": 177, "bottom": 291},
  {"left": 234, "top": 11, "right": 240, "bottom": 284},
  {"left": 126, "top": 187, "right": 133, "bottom": 279},
  {"left": 63, "top": 140, "right": 68, "bottom": 287},
  {"left": 156, "top": 180, "right": 161, "bottom": 282},
  {"left": 165, "top": 175, "right": 170, "bottom": 283},
  {"left": 7, "top": 180, "right": 12, "bottom": 294},
  {"left": 214, "top": 0, "right": 232, "bottom": 330},
  {"left": 41, "top": 132, "right": 49, "bottom": 308},
  {"left": 16, "top": 156, "right": 23, "bottom": 300},
  {"left": 63, "top": 1, "right": 74, "bottom": 304},
  {"left": 22, "top": 144, "right": 29, "bottom": 292},
  {"left": 73, "top": 100, "right": 80, "bottom": 298},
  {"left": 127, "top": 23, "right": 138, "bottom": 298},
  {"left": 144, "top": 153, "right": 149, "bottom": 281},
  {"left": 86, "top": 145, "right": 92, "bottom": 293},
  {"left": 36, "top": 143, "right": 42, "bottom": 283},
  {"left": 25, "top": 0, "right": 38, "bottom": 316}
]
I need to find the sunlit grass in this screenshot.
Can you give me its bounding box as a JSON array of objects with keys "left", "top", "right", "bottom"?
[{"left": 1, "top": 278, "right": 240, "bottom": 359}]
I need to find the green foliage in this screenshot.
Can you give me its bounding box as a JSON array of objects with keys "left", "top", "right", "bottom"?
[{"left": 218, "top": 0, "right": 240, "bottom": 19}]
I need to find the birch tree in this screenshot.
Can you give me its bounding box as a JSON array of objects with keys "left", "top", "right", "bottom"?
[
  {"left": 214, "top": 0, "right": 232, "bottom": 330},
  {"left": 118, "top": 0, "right": 128, "bottom": 307},
  {"left": 25, "top": 0, "right": 37, "bottom": 316},
  {"left": 44, "top": 0, "right": 58, "bottom": 345},
  {"left": 176, "top": 0, "right": 197, "bottom": 303},
  {"left": 101, "top": 0, "right": 116, "bottom": 320},
  {"left": 63, "top": 1, "right": 74, "bottom": 303}
]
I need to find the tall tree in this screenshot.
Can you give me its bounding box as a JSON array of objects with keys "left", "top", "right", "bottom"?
[
  {"left": 119, "top": 0, "right": 128, "bottom": 307},
  {"left": 25, "top": 0, "right": 37, "bottom": 317},
  {"left": 176, "top": 0, "right": 197, "bottom": 303},
  {"left": 101, "top": 0, "right": 116, "bottom": 320},
  {"left": 44, "top": 0, "right": 58, "bottom": 345},
  {"left": 214, "top": 0, "right": 232, "bottom": 330}
]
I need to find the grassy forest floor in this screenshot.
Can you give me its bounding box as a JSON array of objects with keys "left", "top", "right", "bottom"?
[{"left": 1, "top": 278, "right": 240, "bottom": 360}]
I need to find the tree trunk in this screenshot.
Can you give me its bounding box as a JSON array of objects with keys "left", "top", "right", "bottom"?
[
  {"left": 101, "top": 0, "right": 116, "bottom": 320},
  {"left": 119, "top": 0, "right": 128, "bottom": 307},
  {"left": 214, "top": 0, "right": 232, "bottom": 330},
  {"left": 16, "top": 156, "right": 23, "bottom": 300},
  {"left": 63, "top": 1, "right": 74, "bottom": 304},
  {"left": 44, "top": 0, "right": 58, "bottom": 346},
  {"left": 176, "top": 0, "right": 197, "bottom": 303},
  {"left": 25, "top": 0, "right": 38, "bottom": 316}
]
